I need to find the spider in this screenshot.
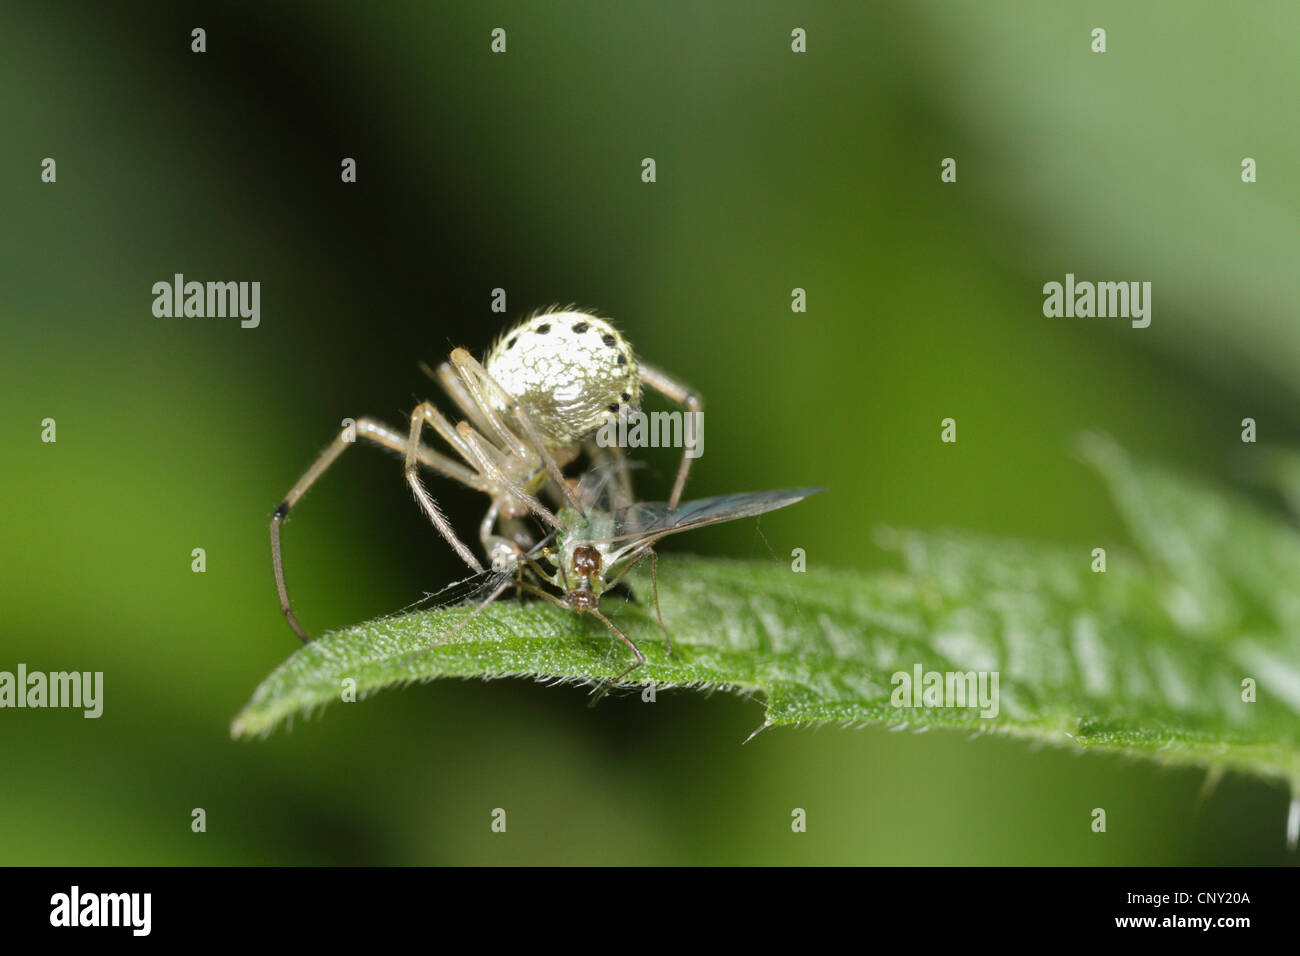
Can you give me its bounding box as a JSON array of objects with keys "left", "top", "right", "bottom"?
[{"left": 269, "top": 307, "right": 703, "bottom": 642}]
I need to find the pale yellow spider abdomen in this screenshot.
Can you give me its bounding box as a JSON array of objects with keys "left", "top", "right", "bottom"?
[{"left": 484, "top": 309, "right": 642, "bottom": 446}]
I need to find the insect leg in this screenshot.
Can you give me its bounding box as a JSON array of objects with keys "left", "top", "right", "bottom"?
[
  {"left": 647, "top": 547, "right": 672, "bottom": 657},
  {"left": 512, "top": 579, "right": 642, "bottom": 704},
  {"left": 604, "top": 547, "right": 672, "bottom": 657},
  {"left": 587, "top": 608, "right": 645, "bottom": 706}
]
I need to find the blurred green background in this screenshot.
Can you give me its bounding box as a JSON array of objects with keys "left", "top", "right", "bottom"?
[{"left": 3, "top": 1, "right": 1298, "bottom": 864}]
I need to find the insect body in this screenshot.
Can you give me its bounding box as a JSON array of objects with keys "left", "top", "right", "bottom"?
[
  {"left": 270, "top": 307, "right": 702, "bottom": 642},
  {"left": 417, "top": 478, "right": 826, "bottom": 703}
]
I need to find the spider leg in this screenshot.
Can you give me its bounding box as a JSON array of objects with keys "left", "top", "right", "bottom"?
[
  {"left": 638, "top": 362, "right": 702, "bottom": 512},
  {"left": 456, "top": 422, "right": 561, "bottom": 530},
  {"left": 271, "top": 416, "right": 489, "bottom": 642},
  {"left": 405, "top": 402, "right": 491, "bottom": 573},
  {"left": 447, "top": 349, "right": 532, "bottom": 458},
  {"left": 450, "top": 349, "right": 588, "bottom": 516},
  {"left": 433, "top": 359, "right": 498, "bottom": 440}
]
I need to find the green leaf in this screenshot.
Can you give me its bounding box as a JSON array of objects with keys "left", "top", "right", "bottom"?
[{"left": 233, "top": 438, "right": 1300, "bottom": 793}]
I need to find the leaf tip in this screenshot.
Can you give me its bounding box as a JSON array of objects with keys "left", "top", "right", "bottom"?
[{"left": 742, "top": 721, "right": 770, "bottom": 744}]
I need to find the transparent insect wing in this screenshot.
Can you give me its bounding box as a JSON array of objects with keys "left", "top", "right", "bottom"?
[
  {"left": 570, "top": 457, "right": 640, "bottom": 510},
  {"left": 406, "top": 564, "right": 514, "bottom": 617},
  {"left": 602, "top": 486, "right": 827, "bottom": 559}
]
